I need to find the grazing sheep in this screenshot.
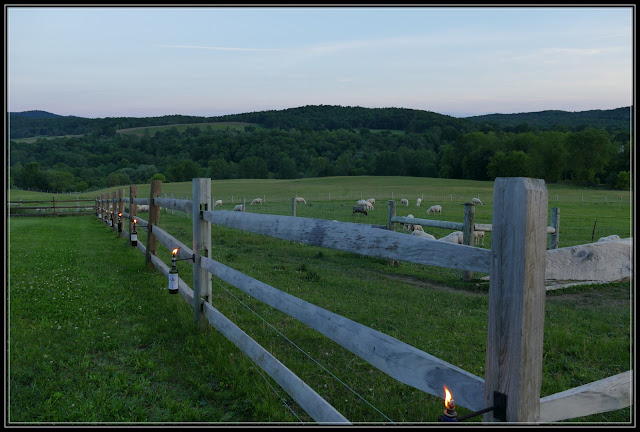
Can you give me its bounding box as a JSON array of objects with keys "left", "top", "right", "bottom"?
[
  {"left": 400, "top": 198, "right": 409, "bottom": 206},
  {"left": 412, "top": 224, "right": 424, "bottom": 232},
  {"left": 232, "top": 204, "right": 244, "bottom": 211},
  {"left": 352, "top": 206, "right": 368, "bottom": 216},
  {"left": 472, "top": 198, "right": 483, "bottom": 205},
  {"left": 426, "top": 205, "right": 442, "bottom": 215},
  {"left": 473, "top": 230, "right": 485, "bottom": 245},
  {"left": 416, "top": 198, "right": 422, "bottom": 207},
  {"left": 250, "top": 198, "right": 263, "bottom": 205},
  {"left": 439, "top": 231, "right": 464, "bottom": 244},
  {"left": 411, "top": 230, "right": 436, "bottom": 240},
  {"left": 403, "top": 214, "right": 415, "bottom": 231},
  {"left": 357, "top": 199, "right": 374, "bottom": 210},
  {"left": 214, "top": 200, "right": 223, "bottom": 207},
  {"left": 295, "top": 197, "right": 307, "bottom": 204},
  {"left": 366, "top": 198, "right": 376, "bottom": 205},
  {"left": 598, "top": 234, "right": 621, "bottom": 242},
  {"left": 136, "top": 204, "right": 149, "bottom": 211}
]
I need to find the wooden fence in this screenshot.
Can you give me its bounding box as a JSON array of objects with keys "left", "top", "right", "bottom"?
[
  {"left": 9, "top": 197, "right": 95, "bottom": 216},
  {"left": 94, "top": 177, "right": 632, "bottom": 424}
]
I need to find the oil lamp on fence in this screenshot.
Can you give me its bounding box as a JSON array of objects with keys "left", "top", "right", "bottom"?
[
  {"left": 169, "top": 247, "right": 180, "bottom": 295},
  {"left": 437, "top": 386, "right": 507, "bottom": 423},
  {"left": 117, "top": 212, "right": 123, "bottom": 233},
  {"left": 167, "top": 247, "right": 195, "bottom": 295},
  {"left": 109, "top": 210, "right": 114, "bottom": 227},
  {"left": 130, "top": 218, "right": 138, "bottom": 247}
]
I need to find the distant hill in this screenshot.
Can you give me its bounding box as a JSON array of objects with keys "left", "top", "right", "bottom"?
[
  {"left": 465, "top": 107, "right": 632, "bottom": 131},
  {"left": 10, "top": 110, "right": 81, "bottom": 119},
  {"left": 7, "top": 105, "right": 633, "bottom": 140}
]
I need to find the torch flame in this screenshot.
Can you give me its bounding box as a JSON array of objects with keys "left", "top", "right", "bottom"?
[
  {"left": 172, "top": 247, "right": 179, "bottom": 256},
  {"left": 444, "top": 386, "right": 454, "bottom": 409},
  {"left": 133, "top": 218, "right": 137, "bottom": 224}
]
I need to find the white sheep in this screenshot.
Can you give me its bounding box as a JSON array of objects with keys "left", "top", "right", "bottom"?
[
  {"left": 416, "top": 198, "right": 422, "bottom": 207},
  {"left": 426, "top": 204, "right": 442, "bottom": 215},
  {"left": 439, "top": 231, "right": 464, "bottom": 244},
  {"left": 232, "top": 204, "right": 244, "bottom": 211},
  {"left": 357, "top": 199, "right": 368, "bottom": 207},
  {"left": 597, "top": 234, "right": 621, "bottom": 242},
  {"left": 404, "top": 214, "right": 415, "bottom": 231},
  {"left": 411, "top": 230, "right": 436, "bottom": 240},
  {"left": 295, "top": 197, "right": 307, "bottom": 204},
  {"left": 366, "top": 198, "right": 376, "bottom": 205},
  {"left": 250, "top": 198, "right": 263, "bottom": 205},
  {"left": 472, "top": 198, "right": 483, "bottom": 205},
  {"left": 412, "top": 224, "right": 424, "bottom": 232},
  {"left": 400, "top": 198, "right": 409, "bottom": 206},
  {"left": 473, "top": 230, "right": 485, "bottom": 245},
  {"left": 214, "top": 200, "right": 223, "bottom": 207},
  {"left": 136, "top": 204, "right": 149, "bottom": 211}
]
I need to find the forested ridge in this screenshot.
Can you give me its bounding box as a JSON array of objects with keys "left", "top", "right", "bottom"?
[{"left": 8, "top": 105, "right": 632, "bottom": 193}]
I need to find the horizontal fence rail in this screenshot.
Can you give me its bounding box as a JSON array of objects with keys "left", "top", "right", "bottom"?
[{"left": 200, "top": 256, "right": 486, "bottom": 411}]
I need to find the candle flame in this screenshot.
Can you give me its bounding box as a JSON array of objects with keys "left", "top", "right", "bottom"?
[
  {"left": 133, "top": 218, "right": 137, "bottom": 223},
  {"left": 118, "top": 212, "right": 122, "bottom": 217},
  {"left": 444, "top": 386, "right": 454, "bottom": 409},
  {"left": 172, "top": 248, "right": 179, "bottom": 256}
]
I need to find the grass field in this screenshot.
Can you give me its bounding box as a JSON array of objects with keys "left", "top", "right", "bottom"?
[
  {"left": 116, "top": 122, "right": 259, "bottom": 137},
  {"left": 7, "top": 177, "right": 633, "bottom": 424}
]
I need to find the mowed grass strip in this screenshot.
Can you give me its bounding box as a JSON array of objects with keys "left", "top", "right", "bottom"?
[{"left": 8, "top": 216, "right": 302, "bottom": 424}]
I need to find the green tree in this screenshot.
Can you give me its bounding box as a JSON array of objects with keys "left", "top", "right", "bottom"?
[
  {"left": 276, "top": 157, "right": 298, "bottom": 179},
  {"left": 309, "top": 156, "right": 331, "bottom": 177},
  {"left": 238, "top": 156, "right": 269, "bottom": 179},
  {"left": 149, "top": 173, "right": 166, "bottom": 182},
  {"left": 374, "top": 151, "right": 404, "bottom": 176},
  {"left": 487, "top": 150, "right": 531, "bottom": 179},
  {"left": 565, "top": 128, "right": 615, "bottom": 185},
  {"left": 47, "top": 169, "right": 75, "bottom": 192}
]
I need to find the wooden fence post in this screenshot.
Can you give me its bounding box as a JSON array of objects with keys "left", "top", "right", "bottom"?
[
  {"left": 292, "top": 198, "right": 297, "bottom": 217},
  {"left": 549, "top": 207, "right": 560, "bottom": 249},
  {"left": 192, "top": 178, "right": 212, "bottom": 324},
  {"left": 111, "top": 191, "right": 117, "bottom": 232},
  {"left": 52, "top": 196, "right": 56, "bottom": 216},
  {"left": 129, "top": 185, "right": 137, "bottom": 242},
  {"left": 483, "top": 177, "right": 548, "bottom": 423},
  {"left": 103, "top": 193, "right": 109, "bottom": 225},
  {"left": 118, "top": 188, "right": 125, "bottom": 237},
  {"left": 145, "top": 180, "right": 162, "bottom": 268},
  {"left": 462, "top": 202, "right": 475, "bottom": 280},
  {"left": 387, "top": 200, "right": 397, "bottom": 266}
]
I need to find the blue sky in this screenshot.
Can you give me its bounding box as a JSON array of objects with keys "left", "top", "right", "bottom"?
[{"left": 7, "top": 6, "right": 634, "bottom": 118}]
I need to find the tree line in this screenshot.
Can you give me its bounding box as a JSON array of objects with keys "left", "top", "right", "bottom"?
[{"left": 9, "top": 119, "right": 631, "bottom": 193}]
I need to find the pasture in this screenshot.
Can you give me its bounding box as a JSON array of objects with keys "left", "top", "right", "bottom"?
[
  {"left": 7, "top": 176, "right": 632, "bottom": 424},
  {"left": 116, "top": 122, "right": 259, "bottom": 137}
]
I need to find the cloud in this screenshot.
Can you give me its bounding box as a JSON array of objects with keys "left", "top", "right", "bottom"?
[{"left": 159, "top": 44, "right": 283, "bottom": 52}]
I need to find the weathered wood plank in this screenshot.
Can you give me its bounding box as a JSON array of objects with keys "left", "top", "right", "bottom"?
[
  {"left": 154, "top": 197, "right": 193, "bottom": 214},
  {"left": 392, "top": 216, "right": 463, "bottom": 231},
  {"left": 193, "top": 178, "right": 212, "bottom": 322},
  {"left": 538, "top": 371, "right": 632, "bottom": 423},
  {"left": 483, "top": 177, "right": 548, "bottom": 422},
  {"left": 132, "top": 197, "right": 150, "bottom": 206},
  {"left": 200, "top": 256, "right": 486, "bottom": 411},
  {"left": 204, "top": 211, "right": 491, "bottom": 273},
  {"left": 152, "top": 225, "right": 194, "bottom": 260},
  {"left": 201, "top": 302, "right": 350, "bottom": 424},
  {"left": 145, "top": 180, "right": 162, "bottom": 268}
]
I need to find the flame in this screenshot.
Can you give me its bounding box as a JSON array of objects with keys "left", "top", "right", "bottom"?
[
  {"left": 444, "top": 386, "right": 454, "bottom": 409},
  {"left": 172, "top": 248, "right": 179, "bottom": 256},
  {"left": 133, "top": 218, "right": 137, "bottom": 224},
  {"left": 118, "top": 212, "right": 122, "bottom": 217}
]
